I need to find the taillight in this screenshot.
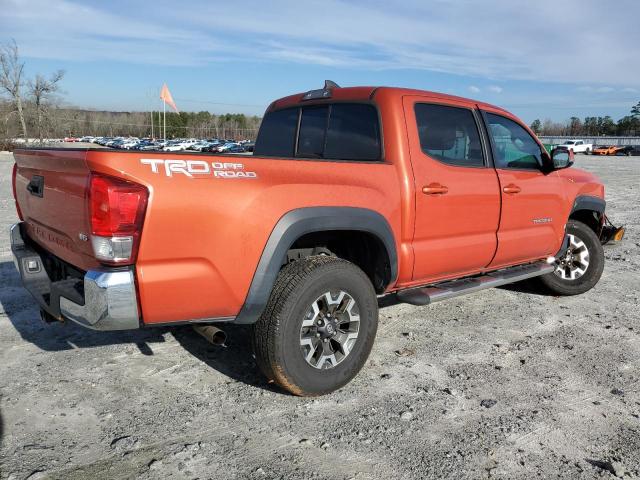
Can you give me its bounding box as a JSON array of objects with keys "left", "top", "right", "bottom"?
[
  {"left": 88, "top": 173, "right": 148, "bottom": 265},
  {"left": 12, "top": 162, "right": 24, "bottom": 220}
]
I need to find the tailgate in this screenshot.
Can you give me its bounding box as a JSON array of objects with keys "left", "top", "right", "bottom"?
[{"left": 13, "top": 149, "right": 99, "bottom": 271}]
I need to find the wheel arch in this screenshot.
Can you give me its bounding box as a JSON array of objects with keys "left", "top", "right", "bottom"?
[
  {"left": 234, "top": 207, "right": 398, "bottom": 324},
  {"left": 569, "top": 195, "right": 606, "bottom": 233}
]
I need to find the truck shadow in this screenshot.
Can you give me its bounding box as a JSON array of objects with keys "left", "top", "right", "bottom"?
[
  {"left": 497, "top": 278, "right": 556, "bottom": 296},
  {"left": 172, "top": 325, "right": 280, "bottom": 393},
  {"left": 0, "top": 261, "right": 166, "bottom": 354},
  {"left": 0, "top": 260, "right": 280, "bottom": 392}
]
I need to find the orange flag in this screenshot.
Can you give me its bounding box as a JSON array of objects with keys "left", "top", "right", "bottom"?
[{"left": 160, "top": 83, "right": 179, "bottom": 112}]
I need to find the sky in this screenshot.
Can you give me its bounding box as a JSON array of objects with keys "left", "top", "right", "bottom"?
[{"left": 1, "top": 0, "right": 639, "bottom": 123}]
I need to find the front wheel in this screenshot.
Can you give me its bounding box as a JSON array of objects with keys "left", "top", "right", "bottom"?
[
  {"left": 252, "top": 256, "right": 378, "bottom": 396},
  {"left": 536, "top": 220, "right": 604, "bottom": 295}
]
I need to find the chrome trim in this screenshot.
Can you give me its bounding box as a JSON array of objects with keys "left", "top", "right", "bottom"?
[
  {"left": 10, "top": 222, "right": 24, "bottom": 271},
  {"left": 60, "top": 270, "right": 140, "bottom": 330},
  {"left": 10, "top": 221, "right": 140, "bottom": 331}
]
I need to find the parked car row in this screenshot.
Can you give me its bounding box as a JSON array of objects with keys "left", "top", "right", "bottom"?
[
  {"left": 550, "top": 139, "right": 639, "bottom": 156},
  {"left": 73, "top": 136, "right": 255, "bottom": 153}
]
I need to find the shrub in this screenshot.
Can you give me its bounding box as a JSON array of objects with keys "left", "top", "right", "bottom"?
[{"left": 0, "top": 138, "right": 17, "bottom": 152}]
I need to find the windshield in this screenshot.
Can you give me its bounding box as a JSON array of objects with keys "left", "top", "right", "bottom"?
[{"left": 563, "top": 141, "right": 575, "bottom": 145}]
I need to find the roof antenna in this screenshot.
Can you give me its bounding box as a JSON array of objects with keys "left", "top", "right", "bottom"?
[{"left": 324, "top": 80, "right": 340, "bottom": 89}]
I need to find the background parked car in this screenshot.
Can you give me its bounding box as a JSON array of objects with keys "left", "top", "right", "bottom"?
[
  {"left": 593, "top": 145, "right": 634, "bottom": 156},
  {"left": 558, "top": 139, "right": 593, "bottom": 154}
]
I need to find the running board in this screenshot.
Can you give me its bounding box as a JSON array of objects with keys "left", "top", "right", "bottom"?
[{"left": 396, "top": 261, "right": 554, "bottom": 306}]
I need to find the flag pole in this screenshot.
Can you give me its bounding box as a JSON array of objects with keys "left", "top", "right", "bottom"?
[
  {"left": 163, "top": 100, "right": 166, "bottom": 140},
  {"left": 150, "top": 110, "right": 154, "bottom": 139}
]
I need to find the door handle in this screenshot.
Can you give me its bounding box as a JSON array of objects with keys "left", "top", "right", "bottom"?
[
  {"left": 503, "top": 184, "right": 521, "bottom": 194},
  {"left": 422, "top": 183, "right": 448, "bottom": 195}
]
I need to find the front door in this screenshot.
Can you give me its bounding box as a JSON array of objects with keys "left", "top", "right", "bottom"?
[
  {"left": 403, "top": 96, "right": 501, "bottom": 283},
  {"left": 482, "top": 109, "right": 566, "bottom": 267}
]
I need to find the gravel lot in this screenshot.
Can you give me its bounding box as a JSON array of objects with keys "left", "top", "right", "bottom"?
[{"left": 0, "top": 151, "right": 638, "bottom": 479}]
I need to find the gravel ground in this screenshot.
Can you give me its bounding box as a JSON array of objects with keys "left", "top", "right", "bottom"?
[{"left": 0, "top": 152, "right": 638, "bottom": 480}]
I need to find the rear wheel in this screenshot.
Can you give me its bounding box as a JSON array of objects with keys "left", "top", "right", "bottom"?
[
  {"left": 585, "top": 148, "right": 591, "bottom": 155},
  {"left": 536, "top": 220, "right": 604, "bottom": 295},
  {"left": 252, "top": 256, "right": 378, "bottom": 396}
]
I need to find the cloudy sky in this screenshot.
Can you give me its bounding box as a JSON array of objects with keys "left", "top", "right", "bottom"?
[{"left": 2, "top": 0, "right": 639, "bottom": 122}]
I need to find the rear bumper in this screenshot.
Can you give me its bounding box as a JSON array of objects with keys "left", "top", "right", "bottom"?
[{"left": 10, "top": 222, "right": 140, "bottom": 330}]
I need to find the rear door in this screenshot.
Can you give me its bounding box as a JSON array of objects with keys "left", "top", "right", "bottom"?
[
  {"left": 481, "top": 109, "right": 566, "bottom": 267},
  {"left": 403, "top": 96, "right": 501, "bottom": 282},
  {"left": 13, "top": 149, "right": 99, "bottom": 270}
]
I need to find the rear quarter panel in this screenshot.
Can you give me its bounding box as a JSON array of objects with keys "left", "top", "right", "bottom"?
[{"left": 85, "top": 150, "right": 402, "bottom": 324}]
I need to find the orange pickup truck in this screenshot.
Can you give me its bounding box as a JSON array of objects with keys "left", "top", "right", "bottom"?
[{"left": 10, "top": 82, "right": 622, "bottom": 395}]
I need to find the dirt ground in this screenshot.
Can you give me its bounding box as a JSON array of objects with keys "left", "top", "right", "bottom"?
[{"left": 0, "top": 151, "right": 638, "bottom": 480}]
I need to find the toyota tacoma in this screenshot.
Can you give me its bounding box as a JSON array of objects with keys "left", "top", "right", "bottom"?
[{"left": 10, "top": 81, "right": 624, "bottom": 396}]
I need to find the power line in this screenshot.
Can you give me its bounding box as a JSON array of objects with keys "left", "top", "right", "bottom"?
[{"left": 173, "top": 97, "right": 266, "bottom": 108}]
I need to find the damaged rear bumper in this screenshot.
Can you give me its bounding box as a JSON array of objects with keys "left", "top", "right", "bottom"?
[{"left": 10, "top": 222, "right": 140, "bottom": 330}]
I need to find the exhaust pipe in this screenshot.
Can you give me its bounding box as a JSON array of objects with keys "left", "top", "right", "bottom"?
[{"left": 193, "top": 325, "right": 227, "bottom": 346}]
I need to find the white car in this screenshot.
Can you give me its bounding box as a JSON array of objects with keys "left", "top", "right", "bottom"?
[
  {"left": 163, "top": 142, "right": 185, "bottom": 152},
  {"left": 558, "top": 140, "right": 592, "bottom": 154}
]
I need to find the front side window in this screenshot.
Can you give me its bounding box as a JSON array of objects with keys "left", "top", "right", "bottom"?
[
  {"left": 484, "top": 113, "right": 543, "bottom": 169},
  {"left": 414, "top": 103, "right": 485, "bottom": 167}
]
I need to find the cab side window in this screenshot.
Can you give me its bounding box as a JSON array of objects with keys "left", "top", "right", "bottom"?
[
  {"left": 414, "top": 103, "right": 485, "bottom": 167},
  {"left": 484, "top": 113, "right": 543, "bottom": 170}
]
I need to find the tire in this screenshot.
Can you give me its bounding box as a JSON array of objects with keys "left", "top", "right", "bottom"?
[
  {"left": 252, "top": 256, "right": 379, "bottom": 396},
  {"left": 585, "top": 148, "right": 591, "bottom": 155},
  {"left": 536, "top": 220, "right": 604, "bottom": 295}
]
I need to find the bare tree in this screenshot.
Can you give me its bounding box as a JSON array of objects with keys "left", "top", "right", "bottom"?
[
  {"left": 0, "top": 40, "right": 28, "bottom": 138},
  {"left": 29, "top": 70, "right": 64, "bottom": 140}
]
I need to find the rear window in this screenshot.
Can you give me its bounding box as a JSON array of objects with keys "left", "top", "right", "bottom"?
[
  {"left": 325, "top": 104, "right": 381, "bottom": 161},
  {"left": 254, "top": 103, "right": 381, "bottom": 161},
  {"left": 254, "top": 108, "right": 298, "bottom": 157},
  {"left": 298, "top": 106, "right": 328, "bottom": 158}
]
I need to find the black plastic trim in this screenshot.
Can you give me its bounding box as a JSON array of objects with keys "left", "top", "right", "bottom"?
[
  {"left": 571, "top": 195, "right": 606, "bottom": 215},
  {"left": 145, "top": 316, "right": 236, "bottom": 328},
  {"left": 234, "top": 207, "right": 398, "bottom": 324}
]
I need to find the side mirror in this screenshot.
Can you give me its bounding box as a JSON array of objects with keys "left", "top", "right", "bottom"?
[{"left": 551, "top": 147, "right": 573, "bottom": 170}]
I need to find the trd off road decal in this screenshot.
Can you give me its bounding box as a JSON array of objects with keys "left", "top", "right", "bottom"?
[{"left": 140, "top": 159, "right": 257, "bottom": 179}]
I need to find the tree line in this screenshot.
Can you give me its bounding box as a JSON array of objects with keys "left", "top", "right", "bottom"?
[
  {"left": 0, "top": 102, "right": 261, "bottom": 141},
  {"left": 0, "top": 40, "right": 261, "bottom": 141},
  {"left": 530, "top": 102, "right": 640, "bottom": 137}
]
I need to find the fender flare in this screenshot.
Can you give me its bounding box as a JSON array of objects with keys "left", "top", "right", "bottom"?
[
  {"left": 571, "top": 195, "right": 605, "bottom": 215},
  {"left": 234, "top": 207, "right": 398, "bottom": 324}
]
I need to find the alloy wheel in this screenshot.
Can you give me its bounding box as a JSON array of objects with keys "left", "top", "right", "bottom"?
[{"left": 299, "top": 290, "right": 360, "bottom": 369}]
